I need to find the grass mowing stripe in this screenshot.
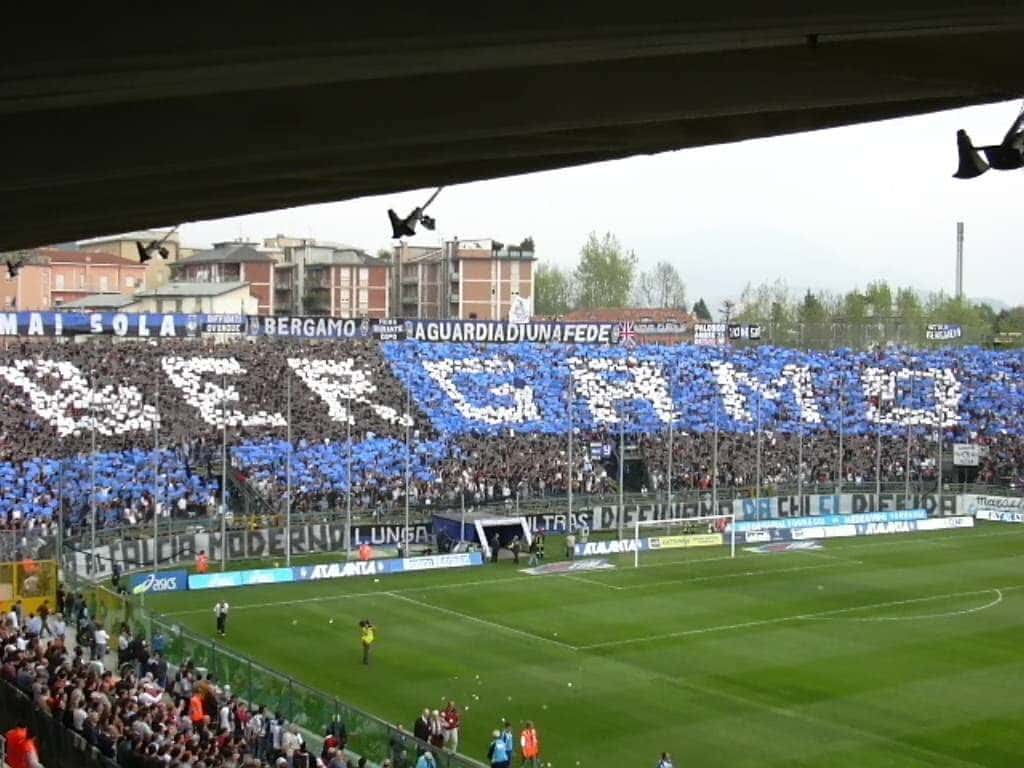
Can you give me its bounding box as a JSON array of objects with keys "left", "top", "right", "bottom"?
[
  {"left": 576, "top": 585, "right": 1024, "bottom": 650},
  {"left": 384, "top": 591, "right": 579, "bottom": 651}
]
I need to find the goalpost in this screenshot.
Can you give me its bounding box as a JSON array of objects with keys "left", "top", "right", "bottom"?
[{"left": 631, "top": 513, "right": 736, "bottom": 568}]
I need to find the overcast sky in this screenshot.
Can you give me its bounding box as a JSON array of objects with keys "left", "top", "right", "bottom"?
[{"left": 182, "top": 100, "right": 1022, "bottom": 318}]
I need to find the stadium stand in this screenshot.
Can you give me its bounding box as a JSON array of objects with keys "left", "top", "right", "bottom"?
[{"left": 2, "top": 338, "right": 1024, "bottom": 533}]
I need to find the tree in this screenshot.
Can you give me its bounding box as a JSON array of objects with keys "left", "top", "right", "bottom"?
[
  {"left": 574, "top": 232, "right": 637, "bottom": 309},
  {"left": 533, "top": 263, "right": 574, "bottom": 317},
  {"left": 632, "top": 270, "right": 656, "bottom": 307},
  {"left": 720, "top": 299, "right": 736, "bottom": 323},
  {"left": 519, "top": 236, "right": 535, "bottom": 252},
  {"left": 692, "top": 298, "right": 712, "bottom": 321},
  {"left": 375, "top": 247, "right": 392, "bottom": 261},
  {"left": 652, "top": 261, "right": 687, "bottom": 309}
]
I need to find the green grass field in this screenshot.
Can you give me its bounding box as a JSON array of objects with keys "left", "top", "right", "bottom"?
[{"left": 148, "top": 523, "right": 1024, "bottom": 768}]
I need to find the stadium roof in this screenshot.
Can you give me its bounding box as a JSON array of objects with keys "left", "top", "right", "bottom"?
[
  {"left": 179, "top": 244, "right": 275, "bottom": 265},
  {"left": 3, "top": 4, "right": 1024, "bottom": 250},
  {"left": 59, "top": 293, "right": 138, "bottom": 309},
  {"left": 135, "top": 281, "right": 250, "bottom": 298},
  {"left": 37, "top": 248, "right": 138, "bottom": 267}
]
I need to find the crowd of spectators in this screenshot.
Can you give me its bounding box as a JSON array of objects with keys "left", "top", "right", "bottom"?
[
  {"left": 1, "top": 591, "right": 355, "bottom": 768},
  {"left": 2, "top": 338, "right": 1024, "bottom": 533}
]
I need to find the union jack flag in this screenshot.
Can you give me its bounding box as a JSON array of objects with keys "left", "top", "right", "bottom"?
[{"left": 617, "top": 322, "right": 637, "bottom": 346}]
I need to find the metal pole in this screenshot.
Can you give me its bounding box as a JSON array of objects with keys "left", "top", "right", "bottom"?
[
  {"left": 221, "top": 374, "right": 228, "bottom": 572},
  {"left": 618, "top": 404, "right": 625, "bottom": 540},
  {"left": 797, "top": 423, "right": 803, "bottom": 516},
  {"left": 286, "top": 371, "right": 292, "bottom": 567},
  {"left": 57, "top": 460, "right": 65, "bottom": 576},
  {"left": 89, "top": 375, "right": 97, "bottom": 578},
  {"left": 837, "top": 374, "right": 845, "bottom": 496},
  {"left": 667, "top": 412, "right": 674, "bottom": 512},
  {"left": 345, "top": 382, "right": 353, "bottom": 560},
  {"left": 152, "top": 379, "right": 160, "bottom": 576},
  {"left": 567, "top": 371, "right": 573, "bottom": 520},
  {"left": 404, "top": 386, "right": 411, "bottom": 558},
  {"left": 905, "top": 376, "right": 913, "bottom": 503},
  {"left": 936, "top": 408, "right": 943, "bottom": 516},
  {"left": 459, "top": 484, "right": 466, "bottom": 544},
  {"left": 755, "top": 397, "right": 762, "bottom": 500},
  {"left": 712, "top": 408, "right": 719, "bottom": 515},
  {"left": 875, "top": 422, "right": 882, "bottom": 504}
]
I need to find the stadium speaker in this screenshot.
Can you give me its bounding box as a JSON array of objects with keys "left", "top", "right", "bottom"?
[
  {"left": 953, "top": 130, "right": 989, "bottom": 179},
  {"left": 388, "top": 208, "right": 420, "bottom": 239},
  {"left": 981, "top": 143, "right": 1024, "bottom": 171}
]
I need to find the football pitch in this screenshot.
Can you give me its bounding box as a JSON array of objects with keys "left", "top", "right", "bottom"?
[{"left": 149, "top": 524, "right": 1024, "bottom": 768}]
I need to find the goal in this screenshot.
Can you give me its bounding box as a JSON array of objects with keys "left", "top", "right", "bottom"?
[{"left": 631, "top": 513, "right": 736, "bottom": 568}]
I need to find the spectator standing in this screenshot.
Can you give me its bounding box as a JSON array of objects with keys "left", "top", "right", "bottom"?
[
  {"left": 414, "top": 708, "right": 431, "bottom": 745},
  {"left": 520, "top": 721, "right": 540, "bottom": 768},
  {"left": 215, "top": 601, "right": 229, "bottom": 636},
  {"left": 428, "top": 710, "right": 445, "bottom": 749},
  {"left": 4, "top": 722, "right": 42, "bottom": 768},
  {"left": 415, "top": 750, "right": 437, "bottom": 768},
  {"left": 442, "top": 700, "right": 461, "bottom": 751},
  {"left": 500, "top": 721, "right": 515, "bottom": 768},
  {"left": 488, "top": 729, "right": 509, "bottom": 768},
  {"left": 565, "top": 531, "right": 576, "bottom": 559},
  {"left": 93, "top": 623, "right": 109, "bottom": 663}
]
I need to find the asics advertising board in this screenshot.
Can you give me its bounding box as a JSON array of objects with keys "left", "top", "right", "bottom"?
[{"left": 130, "top": 570, "right": 188, "bottom": 594}]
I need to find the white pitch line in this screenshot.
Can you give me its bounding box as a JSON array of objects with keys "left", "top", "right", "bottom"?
[
  {"left": 561, "top": 574, "right": 624, "bottom": 590},
  {"left": 576, "top": 584, "right": 1024, "bottom": 650},
  {"left": 813, "top": 588, "right": 1004, "bottom": 623},
  {"left": 384, "top": 591, "right": 578, "bottom": 651},
  {"left": 615, "top": 561, "right": 847, "bottom": 592}
]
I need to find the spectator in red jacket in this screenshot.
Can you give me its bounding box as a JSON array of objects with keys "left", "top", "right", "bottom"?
[{"left": 442, "top": 700, "right": 461, "bottom": 752}]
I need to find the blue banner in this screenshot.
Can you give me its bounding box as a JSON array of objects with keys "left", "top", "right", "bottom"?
[
  {"left": 188, "top": 552, "right": 485, "bottom": 590},
  {"left": 731, "top": 509, "right": 926, "bottom": 532},
  {"left": 130, "top": 570, "right": 189, "bottom": 594},
  {"left": 189, "top": 567, "right": 295, "bottom": 591}
]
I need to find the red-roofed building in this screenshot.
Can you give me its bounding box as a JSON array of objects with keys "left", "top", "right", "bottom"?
[{"left": 0, "top": 248, "right": 149, "bottom": 311}]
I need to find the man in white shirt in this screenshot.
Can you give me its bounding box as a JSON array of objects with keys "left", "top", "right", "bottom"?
[{"left": 93, "top": 625, "right": 110, "bottom": 662}]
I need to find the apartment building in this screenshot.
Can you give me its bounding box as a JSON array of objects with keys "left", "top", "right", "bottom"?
[
  {"left": 391, "top": 238, "right": 535, "bottom": 320},
  {"left": 264, "top": 237, "right": 391, "bottom": 318},
  {"left": 174, "top": 241, "right": 276, "bottom": 315},
  {"left": 0, "top": 248, "right": 148, "bottom": 311}
]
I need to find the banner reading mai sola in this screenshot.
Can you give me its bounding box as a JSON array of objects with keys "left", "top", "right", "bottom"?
[
  {"left": 0, "top": 311, "right": 227, "bottom": 337},
  {"left": 404, "top": 319, "right": 619, "bottom": 343}
]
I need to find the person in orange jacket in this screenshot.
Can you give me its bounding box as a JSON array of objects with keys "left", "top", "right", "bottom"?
[
  {"left": 196, "top": 550, "right": 210, "bottom": 574},
  {"left": 519, "top": 721, "right": 540, "bottom": 768},
  {"left": 5, "top": 722, "right": 42, "bottom": 768}
]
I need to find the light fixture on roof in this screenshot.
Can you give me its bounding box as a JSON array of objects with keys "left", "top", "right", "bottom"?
[
  {"left": 953, "top": 106, "right": 1024, "bottom": 179},
  {"left": 136, "top": 225, "right": 180, "bottom": 263},
  {"left": 387, "top": 187, "right": 443, "bottom": 239},
  {"left": 5, "top": 258, "right": 23, "bottom": 278}
]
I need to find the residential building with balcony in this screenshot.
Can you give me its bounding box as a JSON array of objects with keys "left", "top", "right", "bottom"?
[
  {"left": 390, "top": 238, "right": 535, "bottom": 320},
  {"left": 265, "top": 237, "right": 391, "bottom": 318},
  {"left": 174, "top": 241, "right": 276, "bottom": 315},
  {"left": 0, "top": 248, "right": 148, "bottom": 311},
  {"left": 77, "top": 229, "right": 182, "bottom": 289}
]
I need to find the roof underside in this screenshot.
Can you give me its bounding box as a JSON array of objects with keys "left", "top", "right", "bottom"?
[{"left": 3, "top": 3, "right": 1023, "bottom": 251}]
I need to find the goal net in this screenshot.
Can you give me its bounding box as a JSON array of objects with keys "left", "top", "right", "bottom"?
[{"left": 630, "top": 514, "right": 735, "bottom": 568}]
